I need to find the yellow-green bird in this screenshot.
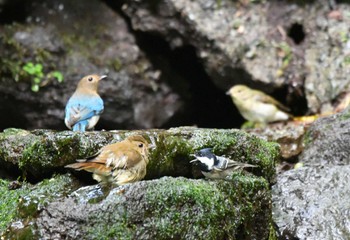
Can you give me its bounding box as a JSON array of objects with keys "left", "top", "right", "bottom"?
[
  {"left": 65, "top": 135, "right": 150, "bottom": 185},
  {"left": 227, "top": 85, "right": 290, "bottom": 124}
]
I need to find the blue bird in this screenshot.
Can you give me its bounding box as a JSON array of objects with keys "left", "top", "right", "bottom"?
[{"left": 65, "top": 74, "right": 106, "bottom": 131}]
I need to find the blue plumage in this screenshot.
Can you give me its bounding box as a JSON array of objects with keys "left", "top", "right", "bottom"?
[{"left": 64, "top": 74, "right": 106, "bottom": 131}]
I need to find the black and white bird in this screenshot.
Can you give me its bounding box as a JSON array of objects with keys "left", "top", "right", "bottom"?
[{"left": 190, "top": 148, "right": 256, "bottom": 179}]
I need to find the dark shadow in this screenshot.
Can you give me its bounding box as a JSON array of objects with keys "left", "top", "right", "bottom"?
[
  {"left": 288, "top": 23, "right": 305, "bottom": 45},
  {"left": 0, "top": 0, "right": 30, "bottom": 24},
  {"left": 103, "top": 0, "right": 244, "bottom": 128},
  {"left": 0, "top": 97, "right": 29, "bottom": 131}
]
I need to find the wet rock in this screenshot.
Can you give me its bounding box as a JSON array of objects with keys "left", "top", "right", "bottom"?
[
  {"left": 0, "top": 127, "right": 279, "bottom": 183},
  {"left": 299, "top": 107, "right": 350, "bottom": 166},
  {"left": 31, "top": 175, "right": 272, "bottom": 239},
  {"left": 0, "top": 0, "right": 185, "bottom": 130},
  {"left": 272, "top": 166, "right": 350, "bottom": 240},
  {"left": 0, "top": 174, "right": 80, "bottom": 237}
]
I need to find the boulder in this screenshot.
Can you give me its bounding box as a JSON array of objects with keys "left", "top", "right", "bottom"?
[
  {"left": 272, "top": 166, "right": 350, "bottom": 240},
  {"left": 122, "top": 0, "right": 350, "bottom": 113},
  {"left": 273, "top": 107, "right": 350, "bottom": 239}
]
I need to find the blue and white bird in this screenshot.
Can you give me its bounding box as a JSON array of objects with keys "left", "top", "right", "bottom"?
[
  {"left": 190, "top": 148, "right": 256, "bottom": 179},
  {"left": 65, "top": 74, "right": 106, "bottom": 131}
]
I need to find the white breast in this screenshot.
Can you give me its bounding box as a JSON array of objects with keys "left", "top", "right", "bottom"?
[{"left": 87, "top": 115, "right": 101, "bottom": 130}]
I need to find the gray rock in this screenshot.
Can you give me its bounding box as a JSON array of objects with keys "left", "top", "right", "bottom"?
[
  {"left": 123, "top": 0, "right": 293, "bottom": 90},
  {"left": 122, "top": 0, "right": 350, "bottom": 113},
  {"left": 299, "top": 107, "right": 350, "bottom": 166},
  {"left": 304, "top": 4, "right": 350, "bottom": 113},
  {"left": 272, "top": 166, "right": 350, "bottom": 240},
  {"left": 122, "top": 0, "right": 305, "bottom": 95},
  {"left": 273, "top": 107, "right": 350, "bottom": 239}
]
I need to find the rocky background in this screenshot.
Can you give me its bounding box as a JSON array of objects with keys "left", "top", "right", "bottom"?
[{"left": 1, "top": 0, "right": 350, "bottom": 239}]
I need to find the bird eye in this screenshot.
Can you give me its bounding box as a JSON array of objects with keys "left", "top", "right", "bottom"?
[
  {"left": 88, "top": 77, "right": 93, "bottom": 81},
  {"left": 138, "top": 143, "right": 143, "bottom": 148}
]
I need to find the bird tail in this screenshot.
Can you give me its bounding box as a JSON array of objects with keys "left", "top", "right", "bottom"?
[
  {"left": 226, "top": 161, "right": 256, "bottom": 170},
  {"left": 65, "top": 162, "right": 111, "bottom": 175},
  {"left": 241, "top": 163, "right": 256, "bottom": 168}
]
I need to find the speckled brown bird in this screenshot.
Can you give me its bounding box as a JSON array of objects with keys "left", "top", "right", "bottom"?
[{"left": 65, "top": 135, "right": 150, "bottom": 185}]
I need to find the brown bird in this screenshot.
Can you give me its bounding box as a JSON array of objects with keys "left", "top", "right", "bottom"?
[{"left": 65, "top": 135, "right": 150, "bottom": 185}]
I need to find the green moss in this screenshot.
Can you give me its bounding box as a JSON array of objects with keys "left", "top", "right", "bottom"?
[
  {"left": 339, "top": 108, "right": 350, "bottom": 120},
  {"left": 0, "top": 128, "right": 30, "bottom": 138},
  {"left": 79, "top": 174, "right": 272, "bottom": 239},
  {"left": 110, "top": 58, "right": 123, "bottom": 71},
  {"left": 275, "top": 41, "right": 293, "bottom": 77},
  {"left": 82, "top": 187, "right": 135, "bottom": 240},
  {"left": 86, "top": 219, "right": 134, "bottom": 240},
  {"left": 147, "top": 133, "right": 192, "bottom": 178},
  {"left": 269, "top": 221, "right": 277, "bottom": 240},
  {"left": 142, "top": 176, "right": 270, "bottom": 239},
  {"left": 0, "top": 25, "right": 64, "bottom": 91},
  {"left": 240, "top": 121, "right": 256, "bottom": 129},
  {"left": 0, "top": 174, "right": 79, "bottom": 236},
  {"left": 302, "top": 129, "right": 313, "bottom": 147},
  {"left": 7, "top": 130, "right": 112, "bottom": 177},
  {"left": 0, "top": 179, "right": 30, "bottom": 232}
]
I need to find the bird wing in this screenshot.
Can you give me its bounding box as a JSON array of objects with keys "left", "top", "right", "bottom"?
[
  {"left": 82, "top": 143, "right": 143, "bottom": 170},
  {"left": 65, "top": 96, "right": 103, "bottom": 128},
  {"left": 252, "top": 90, "right": 290, "bottom": 112},
  {"left": 112, "top": 148, "right": 143, "bottom": 169},
  {"left": 216, "top": 156, "right": 256, "bottom": 170}
]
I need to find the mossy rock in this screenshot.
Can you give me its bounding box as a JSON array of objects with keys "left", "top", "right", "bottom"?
[
  {"left": 0, "top": 127, "right": 279, "bottom": 183},
  {"left": 0, "top": 127, "right": 279, "bottom": 239},
  {"left": 0, "top": 174, "right": 80, "bottom": 238},
  {"left": 29, "top": 175, "right": 273, "bottom": 239}
]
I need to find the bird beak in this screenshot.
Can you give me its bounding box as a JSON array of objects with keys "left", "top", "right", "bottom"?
[
  {"left": 225, "top": 90, "right": 230, "bottom": 95},
  {"left": 99, "top": 75, "right": 107, "bottom": 81},
  {"left": 190, "top": 159, "right": 198, "bottom": 163}
]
